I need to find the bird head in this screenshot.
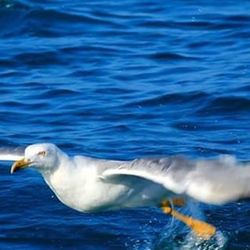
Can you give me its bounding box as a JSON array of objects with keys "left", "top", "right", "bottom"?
[{"left": 11, "top": 143, "right": 60, "bottom": 174}]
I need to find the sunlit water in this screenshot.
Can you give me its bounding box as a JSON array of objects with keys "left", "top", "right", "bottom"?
[{"left": 0, "top": 0, "right": 250, "bottom": 249}]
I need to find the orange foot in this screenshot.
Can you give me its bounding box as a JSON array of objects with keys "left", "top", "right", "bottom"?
[{"left": 161, "top": 200, "right": 216, "bottom": 240}]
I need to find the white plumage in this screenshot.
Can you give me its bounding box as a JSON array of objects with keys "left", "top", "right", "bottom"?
[{"left": 1, "top": 143, "right": 250, "bottom": 213}]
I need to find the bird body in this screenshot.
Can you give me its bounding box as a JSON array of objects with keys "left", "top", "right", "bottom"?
[
  {"left": 2, "top": 143, "right": 250, "bottom": 239},
  {"left": 42, "top": 152, "right": 170, "bottom": 213},
  {"left": 2, "top": 143, "right": 250, "bottom": 208}
]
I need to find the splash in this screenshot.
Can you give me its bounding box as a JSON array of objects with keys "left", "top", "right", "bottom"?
[
  {"left": 180, "top": 231, "right": 227, "bottom": 250},
  {"left": 153, "top": 201, "right": 228, "bottom": 250}
]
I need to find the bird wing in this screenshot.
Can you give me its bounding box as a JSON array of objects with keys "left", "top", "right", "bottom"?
[
  {"left": 0, "top": 148, "right": 24, "bottom": 161},
  {"left": 101, "top": 156, "right": 250, "bottom": 205}
]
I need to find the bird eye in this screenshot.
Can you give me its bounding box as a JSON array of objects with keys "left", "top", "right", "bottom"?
[{"left": 38, "top": 151, "right": 46, "bottom": 157}]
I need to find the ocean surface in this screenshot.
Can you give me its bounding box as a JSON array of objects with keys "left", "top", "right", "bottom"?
[{"left": 0, "top": 0, "right": 250, "bottom": 249}]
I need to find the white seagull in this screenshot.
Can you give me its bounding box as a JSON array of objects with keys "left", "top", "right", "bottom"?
[{"left": 1, "top": 143, "right": 250, "bottom": 239}]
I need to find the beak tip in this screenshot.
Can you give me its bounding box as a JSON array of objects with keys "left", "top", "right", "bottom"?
[{"left": 10, "top": 165, "right": 16, "bottom": 174}]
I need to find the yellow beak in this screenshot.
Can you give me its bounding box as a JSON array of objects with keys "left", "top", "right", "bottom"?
[{"left": 11, "top": 158, "right": 31, "bottom": 174}]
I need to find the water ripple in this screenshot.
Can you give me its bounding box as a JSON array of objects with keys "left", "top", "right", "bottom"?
[
  {"left": 0, "top": 0, "right": 250, "bottom": 249},
  {"left": 126, "top": 91, "right": 209, "bottom": 107}
]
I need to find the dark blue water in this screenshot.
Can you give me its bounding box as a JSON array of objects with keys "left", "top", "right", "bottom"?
[{"left": 0, "top": 0, "right": 250, "bottom": 249}]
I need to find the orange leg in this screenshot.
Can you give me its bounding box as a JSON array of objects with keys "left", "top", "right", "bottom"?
[
  {"left": 161, "top": 200, "right": 216, "bottom": 240},
  {"left": 164, "top": 197, "right": 186, "bottom": 207}
]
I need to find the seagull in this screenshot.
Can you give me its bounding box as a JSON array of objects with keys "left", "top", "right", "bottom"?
[{"left": 1, "top": 143, "right": 250, "bottom": 239}]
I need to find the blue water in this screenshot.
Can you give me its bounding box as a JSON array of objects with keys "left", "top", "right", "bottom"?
[{"left": 0, "top": 0, "right": 250, "bottom": 249}]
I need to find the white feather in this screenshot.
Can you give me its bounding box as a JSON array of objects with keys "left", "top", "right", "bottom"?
[{"left": 0, "top": 153, "right": 23, "bottom": 161}]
